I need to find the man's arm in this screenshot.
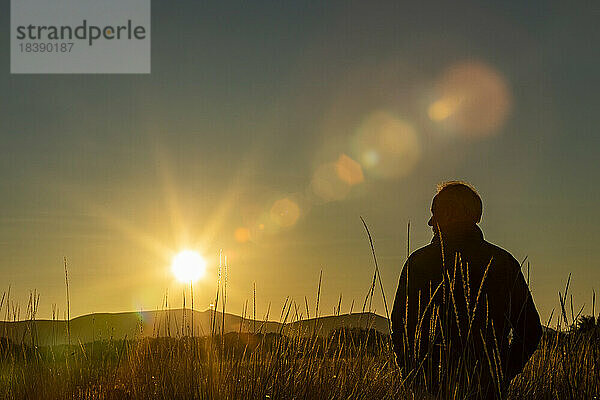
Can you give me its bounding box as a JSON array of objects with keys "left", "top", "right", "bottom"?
[{"left": 506, "top": 262, "right": 542, "bottom": 381}]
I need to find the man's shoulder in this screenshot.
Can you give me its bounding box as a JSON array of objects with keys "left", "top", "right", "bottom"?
[
  {"left": 481, "top": 240, "right": 521, "bottom": 270},
  {"left": 404, "top": 237, "right": 522, "bottom": 272},
  {"left": 407, "top": 243, "right": 440, "bottom": 265},
  {"left": 402, "top": 244, "right": 442, "bottom": 283},
  {"left": 406, "top": 239, "right": 521, "bottom": 267}
]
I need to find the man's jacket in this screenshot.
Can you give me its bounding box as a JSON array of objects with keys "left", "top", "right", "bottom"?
[{"left": 391, "top": 223, "right": 542, "bottom": 392}]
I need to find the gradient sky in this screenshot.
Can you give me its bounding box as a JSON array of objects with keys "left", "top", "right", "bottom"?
[{"left": 0, "top": 0, "right": 598, "bottom": 324}]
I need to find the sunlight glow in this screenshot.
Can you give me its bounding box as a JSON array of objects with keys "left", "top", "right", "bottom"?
[{"left": 171, "top": 250, "right": 207, "bottom": 283}]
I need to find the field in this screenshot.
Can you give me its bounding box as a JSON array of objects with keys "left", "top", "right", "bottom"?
[
  {"left": 1, "top": 284, "right": 599, "bottom": 399},
  {"left": 1, "top": 234, "right": 599, "bottom": 400}
]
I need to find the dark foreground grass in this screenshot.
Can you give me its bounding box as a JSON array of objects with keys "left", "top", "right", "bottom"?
[{"left": 1, "top": 315, "right": 599, "bottom": 399}]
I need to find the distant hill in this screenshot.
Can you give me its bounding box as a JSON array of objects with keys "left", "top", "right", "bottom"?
[{"left": 0, "top": 310, "right": 390, "bottom": 346}]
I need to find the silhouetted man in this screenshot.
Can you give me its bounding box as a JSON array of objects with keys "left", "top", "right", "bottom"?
[{"left": 391, "top": 182, "right": 542, "bottom": 399}]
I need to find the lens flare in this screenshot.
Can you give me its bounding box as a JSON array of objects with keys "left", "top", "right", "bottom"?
[
  {"left": 428, "top": 95, "right": 462, "bottom": 121},
  {"left": 353, "top": 111, "right": 420, "bottom": 179},
  {"left": 270, "top": 198, "right": 301, "bottom": 227},
  {"left": 429, "top": 60, "right": 512, "bottom": 136},
  {"left": 311, "top": 162, "right": 351, "bottom": 202},
  {"left": 335, "top": 154, "right": 364, "bottom": 186},
  {"left": 234, "top": 227, "right": 251, "bottom": 243},
  {"left": 171, "top": 250, "right": 206, "bottom": 283}
]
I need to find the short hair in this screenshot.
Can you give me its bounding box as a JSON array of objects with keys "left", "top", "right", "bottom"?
[{"left": 433, "top": 181, "right": 482, "bottom": 224}]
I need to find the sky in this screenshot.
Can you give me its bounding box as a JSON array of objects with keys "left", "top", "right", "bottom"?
[{"left": 0, "top": 0, "right": 598, "bottom": 324}]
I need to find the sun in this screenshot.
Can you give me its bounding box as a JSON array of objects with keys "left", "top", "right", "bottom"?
[{"left": 171, "top": 250, "right": 207, "bottom": 283}]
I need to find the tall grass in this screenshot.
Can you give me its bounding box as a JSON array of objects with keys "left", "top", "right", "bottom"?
[{"left": 0, "top": 238, "right": 598, "bottom": 399}]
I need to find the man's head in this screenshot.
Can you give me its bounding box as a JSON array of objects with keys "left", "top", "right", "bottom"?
[{"left": 428, "top": 181, "right": 482, "bottom": 231}]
